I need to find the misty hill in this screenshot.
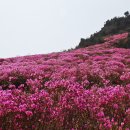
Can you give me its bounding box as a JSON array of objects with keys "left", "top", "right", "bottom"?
[
  {"left": 1, "top": 12, "right": 130, "bottom": 130},
  {"left": 1, "top": 32, "right": 130, "bottom": 129},
  {"left": 76, "top": 11, "right": 130, "bottom": 49}
]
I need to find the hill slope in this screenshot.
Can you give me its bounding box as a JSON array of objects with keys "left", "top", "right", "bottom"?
[
  {"left": 1, "top": 32, "right": 130, "bottom": 129},
  {"left": 76, "top": 12, "right": 130, "bottom": 49}
]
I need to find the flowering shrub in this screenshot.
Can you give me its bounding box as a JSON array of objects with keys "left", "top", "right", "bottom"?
[{"left": 0, "top": 32, "right": 130, "bottom": 129}]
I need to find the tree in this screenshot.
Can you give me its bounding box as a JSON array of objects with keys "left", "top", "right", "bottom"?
[{"left": 124, "top": 11, "right": 129, "bottom": 17}]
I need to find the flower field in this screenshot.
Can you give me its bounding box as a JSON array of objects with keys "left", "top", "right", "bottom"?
[{"left": 1, "top": 33, "right": 130, "bottom": 130}]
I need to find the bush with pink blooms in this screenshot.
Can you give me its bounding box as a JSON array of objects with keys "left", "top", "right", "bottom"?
[{"left": 0, "top": 33, "right": 130, "bottom": 130}]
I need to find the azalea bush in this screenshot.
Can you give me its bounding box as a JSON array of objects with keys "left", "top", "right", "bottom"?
[{"left": 0, "top": 33, "right": 130, "bottom": 130}]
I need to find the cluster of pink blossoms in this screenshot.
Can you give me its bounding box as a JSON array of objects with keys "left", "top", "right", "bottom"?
[{"left": 0, "top": 33, "right": 130, "bottom": 130}]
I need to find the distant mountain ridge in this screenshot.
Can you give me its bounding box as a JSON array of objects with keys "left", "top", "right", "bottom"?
[{"left": 76, "top": 11, "right": 130, "bottom": 49}]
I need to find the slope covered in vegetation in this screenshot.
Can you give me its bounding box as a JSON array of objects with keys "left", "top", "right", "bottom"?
[
  {"left": 77, "top": 12, "right": 130, "bottom": 49},
  {"left": 1, "top": 32, "right": 130, "bottom": 130}
]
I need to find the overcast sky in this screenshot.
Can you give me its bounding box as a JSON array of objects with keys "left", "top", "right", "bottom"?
[{"left": 0, "top": 0, "right": 130, "bottom": 58}]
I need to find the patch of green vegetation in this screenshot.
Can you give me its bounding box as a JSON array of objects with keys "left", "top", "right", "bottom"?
[{"left": 76, "top": 11, "right": 130, "bottom": 48}]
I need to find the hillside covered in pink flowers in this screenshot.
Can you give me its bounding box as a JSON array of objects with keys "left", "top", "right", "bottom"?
[{"left": 1, "top": 32, "right": 130, "bottom": 130}]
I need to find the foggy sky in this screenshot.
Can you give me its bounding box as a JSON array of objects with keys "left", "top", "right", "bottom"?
[{"left": 0, "top": 0, "right": 130, "bottom": 58}]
